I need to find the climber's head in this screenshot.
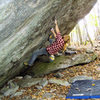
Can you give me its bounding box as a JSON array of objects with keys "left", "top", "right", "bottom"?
[{"left": 63, "top": 35, "right": 70, "bottom": 43}]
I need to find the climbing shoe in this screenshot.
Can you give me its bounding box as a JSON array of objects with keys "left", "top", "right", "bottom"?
[
  {"left": 55, "top": 52, "right": 62, "bottom": 57},
  {"left": 23, "top": 62, "right": 28, "bottom": 66}
]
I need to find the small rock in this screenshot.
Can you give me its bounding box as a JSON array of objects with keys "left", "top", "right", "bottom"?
[
  {"left": 21, "top": 96, "right": 32, "bottom": 100},
  {"left": 39, "top": 78, "right": 48, "bottom": 87},
  {"left": 15, "top": 76, "right": 23, "bottom": 79},
  {"left": 49, "top": 78, "right": 70, "bottom": 86},
  {"left": 20, "top": 89, "right": 26, "bottom": 92},
  {"left": 35, "top": 86, "right": 43, "bottom": 89},
  {"left": 53, "top": 72, "right": 64, "bottom": 78},
  {"left": 34, "top": 90, "right": 41, "bottom": 96},
  {"left": 4, "top": 86, "right": 19, "bottom": 96},
  {"left": 24, "top": 75, "right": 32, "bottom": 79},
  {"left": 57, "top": 94, "right": 66, "bottom": 98},
  {"left": 50, "top": 89, "right": 56, "bottom": 92},
  {"left": 86, "top": 49, "right": 94, "bottom": 54},
  {"left": 67, "top": 46, "right": 77, "bottom": 51},
  {"left": 0, "top": 86, "right": 9, "bottom": 94},
  {"left": 0, "top": 83, "right": 19, "bottom": 96},
  {"left": 17, "top": 78, "right": 42, "bottom": 88},
  {"left": 7, "top": 80, "right": 16, "bottom": 88},
  {"left": 42, "top": 93, "right": 54, "bottom": 98},
  {"left": 69, "top": 75, "right": 93, "bottom": 83},
  {"left": 10, "top": 91, "right": 23, "bottom": 98}
]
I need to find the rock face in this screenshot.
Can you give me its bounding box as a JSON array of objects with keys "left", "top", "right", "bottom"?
[
  {"left": 0, "top": 0, "right": 97, "bottom": 87},
  {"left": 27, "top": 52, "right": 97, "bottom": 77}
]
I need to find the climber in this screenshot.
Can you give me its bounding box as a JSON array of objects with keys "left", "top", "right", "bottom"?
[{"left": 24, "top": 19, "right": 70, "bottom": 66}]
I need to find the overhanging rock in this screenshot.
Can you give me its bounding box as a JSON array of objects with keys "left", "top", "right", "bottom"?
[{"left": 0, "top": 0, "right": 97, "bottom": 87}]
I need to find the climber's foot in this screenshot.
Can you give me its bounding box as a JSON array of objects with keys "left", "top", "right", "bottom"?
[{"left": 23, "top": 62, "right": 30, "bottom": 66}]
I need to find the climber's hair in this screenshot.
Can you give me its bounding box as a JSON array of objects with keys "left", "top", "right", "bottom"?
[
  {"left": 63, "top": 35, "right": 70, "bottom": 43},
  {"left": 62, "top": 35, "right": 70, "bottom": 52}
]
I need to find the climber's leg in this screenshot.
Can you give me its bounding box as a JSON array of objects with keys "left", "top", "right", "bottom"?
[{"left": 28, "top": 48, "right": 48, "bottom": 66}]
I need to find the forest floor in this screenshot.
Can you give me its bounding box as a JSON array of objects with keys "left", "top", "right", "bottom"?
[{"left": 2, "top": 40, "right": 100, "bottom": 100}]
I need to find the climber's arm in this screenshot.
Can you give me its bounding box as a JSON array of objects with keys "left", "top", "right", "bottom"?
[
  {"left": 55, "top": 19, "right": 60, "bottom": 34},
  {"left": 51, "top": 28, "right": 56, "bottom": 38}
]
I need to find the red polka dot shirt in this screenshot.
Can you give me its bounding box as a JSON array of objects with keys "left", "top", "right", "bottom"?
[{"left": 46, "top": 33, "right": 64, "bottom": 55}]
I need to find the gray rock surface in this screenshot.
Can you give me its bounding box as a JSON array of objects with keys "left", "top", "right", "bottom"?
[
  {"left": 21, "top": 96, "right": 33, "bottom": 100},
  {"left": 49, "top": 78, "right": 70, "bottom": 86},
  {"left": 15, "top": 76, "right": 23, "bottom": 80},
  {"left": 17, "top": 78, "right": 42, "bottom": 88},
  {"left": 86, "top": 49, "right": 94, "bottom": 54},
  {"left": 67, "top": 46, "right": 78, "bottom": 51},
  {"left": 34, "top": 90, "right": 42, "bottom": 96},
  {"left": 0, "top": 83, "right": 19, "bottom": 96},
  {"left": 57, "top": 94, "right": 66, "bottom": 98},
  {"left": 0, "top": 0, "right": 97, "bottom": 87},
  {"left": 69, "top": 75, "right": 93, "bottom": 83},
  {"left": 42, "top": 92, "right": 54, "bottom": 99},
  {"left": 53, "top": 72, "right": 64, "bottom": 78},
  {"left": 35, "top": 86, "right": 43, "bottom": 90},
  {"left": 39, "top": 78, "right": 48, "bottom": 87},
  {"left": 10, "top": 91, "right": 23, "bottom": 98},
  {"left": 7, "top": 80, "right": 16, "bottom": 88},
  {"left": 24, "top": 75, "right": 32, "bottom": 79},
  {"left": 27, "top": 52, "right": 97, "bottom": 77}
]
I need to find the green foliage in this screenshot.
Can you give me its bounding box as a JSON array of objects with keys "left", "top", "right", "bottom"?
[
  {"left": 70, "top": 3, "right": 99, "bottom": 45},
  {"left": 82, "top": 41, "right": 89, "bottom": 45},
  {"left": 89, "top": 14, "right": 99, "bottom": 27}
]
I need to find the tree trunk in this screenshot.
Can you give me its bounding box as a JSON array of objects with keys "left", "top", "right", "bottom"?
[
  {"left": 76, "top": 24, "right": 83, "bottom": 45},
  {"left": 83, "top": 18, "right": 94, "bottom": 46}
]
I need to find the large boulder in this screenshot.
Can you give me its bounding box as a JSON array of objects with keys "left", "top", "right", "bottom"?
[
  {"left": 0, "top": 0, "right": 97, "bottom": 87},
  {"left": 26, "top": 52, "right": 98, "bottom": 77}
]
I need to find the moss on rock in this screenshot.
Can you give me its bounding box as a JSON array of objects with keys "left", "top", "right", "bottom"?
[{"left": 27, "top": 52, "right": 98, "bottom": 77}]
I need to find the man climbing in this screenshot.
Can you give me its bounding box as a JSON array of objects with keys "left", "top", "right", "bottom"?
[{"left": 24, "top": 19, "right": 70, "bottom": 66}]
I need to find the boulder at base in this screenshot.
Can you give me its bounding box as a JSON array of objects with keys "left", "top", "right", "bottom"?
[{"left": 27, "top": 52, "right": 98, "bottom": 77}]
